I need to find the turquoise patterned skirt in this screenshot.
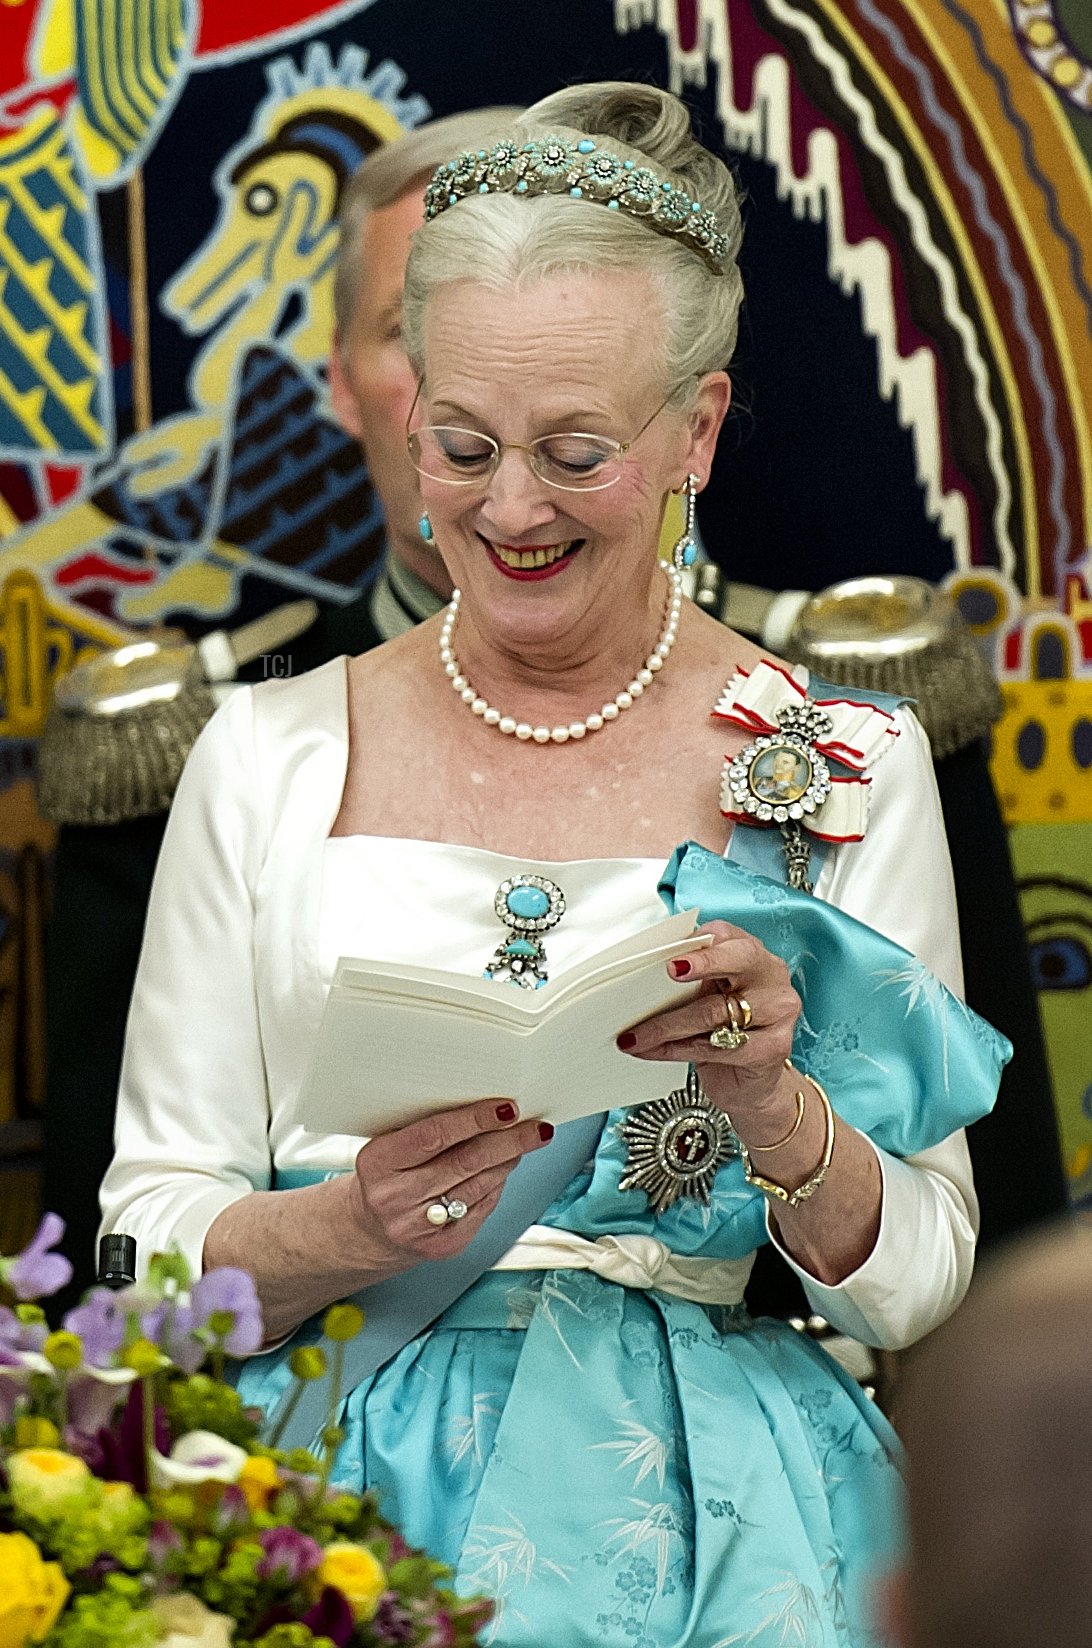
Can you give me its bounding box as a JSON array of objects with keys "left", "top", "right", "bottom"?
[{"left": 331, "top": 1267, "right": 901, "bottom": 1648}]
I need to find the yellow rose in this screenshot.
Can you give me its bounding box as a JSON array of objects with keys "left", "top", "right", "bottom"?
[
  {"left": 314, "top": 1541, "right": 387, "bottom": 1622},
  {"left": 7, "top": 1449, "right": 91, "bottom": 1521},
  {"left": 237, "top": 1454, "right": 280, "bottom": 1511},
  {"left": 0, "top": 1531, "right": 70, "bottom": 1647}
]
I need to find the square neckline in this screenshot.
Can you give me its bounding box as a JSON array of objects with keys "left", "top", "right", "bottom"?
[{"left": 324, "top": 832, "right": 668, "bottom": 872}]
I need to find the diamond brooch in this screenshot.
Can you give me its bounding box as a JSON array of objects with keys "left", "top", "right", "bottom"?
[{"left": 619, "top": 1068, "right": 738, "bottom": 1214}]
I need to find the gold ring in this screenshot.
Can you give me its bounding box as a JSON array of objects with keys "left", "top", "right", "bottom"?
[
  {"left": 709, "top": 1023, "right": 748, "bottom": 1052},
  {"left": 716, "top": 990, "right": 753, "bottom": 1033}
]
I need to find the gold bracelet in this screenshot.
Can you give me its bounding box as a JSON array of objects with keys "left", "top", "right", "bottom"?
[
  {"left": 739, "top": 1074, "right": 835, "bottom": 1208},
  {"left": 746, "top": 1086, "right": 806, "bottom": 1153},
  {"left": 724, "top": 1061, "right": 801, "bottom": 1151}
]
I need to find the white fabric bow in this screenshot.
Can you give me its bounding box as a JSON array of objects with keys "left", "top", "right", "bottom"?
[{"left": 713, "top": 661, "right": 901, "bottom": 842}]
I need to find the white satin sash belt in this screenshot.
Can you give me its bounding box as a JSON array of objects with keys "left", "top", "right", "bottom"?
[{"left": 491, "top": 1223, "right": 754, "bottom": 1305}]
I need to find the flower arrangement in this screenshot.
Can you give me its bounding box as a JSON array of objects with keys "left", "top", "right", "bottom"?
[{"left": 0, "top": 1217, "right": 492, "bottom": 1648}]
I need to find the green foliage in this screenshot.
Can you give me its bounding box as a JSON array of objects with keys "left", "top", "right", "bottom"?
[
  {"left": 44, "top": 1582, "right": 160, "bottom": 1648},
  {"left": 14, "top": 1484, "right": 149, "bottom": 1575},
  {"left": 387, "top": 1554, "right": 453, "bottom": 1597},
  {"left": 163, "top": 1370, "right": 260, "bottom": 1446},
  {"left": 145, "top": 1252, "right": 192, "bottom": 1291},
  {"left": 252, "top": 1628, "right": 337, "bottom": 1648}
]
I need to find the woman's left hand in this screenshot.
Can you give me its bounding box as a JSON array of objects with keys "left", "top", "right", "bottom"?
[{"left": 617, "top": 921, "right": 801, "bottom": 1125}]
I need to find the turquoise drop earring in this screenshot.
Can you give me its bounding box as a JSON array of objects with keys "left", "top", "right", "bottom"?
[
  {"left": 418, "top": 513, "right": 434, "bottom": 543},
  {"left": 671, "top": 475, "right": 699, "bottom": 572}
]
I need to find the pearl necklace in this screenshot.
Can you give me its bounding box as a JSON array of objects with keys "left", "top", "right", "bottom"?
[{"left": 439, "top": 560, "right": 683, "bottom": 744}]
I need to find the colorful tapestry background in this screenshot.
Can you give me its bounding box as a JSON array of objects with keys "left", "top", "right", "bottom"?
[{"left": 0, "top": 0, "right": 1089, "bottom": 1236}]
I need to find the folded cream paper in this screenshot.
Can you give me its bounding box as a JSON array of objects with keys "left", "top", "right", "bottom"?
[{"left": 295, "top": 908, "right": 713, "bottom": 1135}]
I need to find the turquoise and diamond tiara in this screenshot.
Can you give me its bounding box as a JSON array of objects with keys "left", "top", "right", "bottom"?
[{"left": 423, "top": 133, "right": 734, "bottom": 275}]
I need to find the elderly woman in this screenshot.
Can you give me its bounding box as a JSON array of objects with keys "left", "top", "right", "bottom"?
[{"left": 102, "top": 83, "right": 1006, "bottom": 1647}]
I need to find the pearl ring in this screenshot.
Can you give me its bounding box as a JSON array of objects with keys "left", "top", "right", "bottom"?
[{"left": 425, "top": 1196, "right": 469, "bottom": 1228}]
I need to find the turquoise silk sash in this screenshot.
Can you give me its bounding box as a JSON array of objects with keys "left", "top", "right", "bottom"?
[
  {"left": 661, "top": 841, "right": 1010, "bottom": 1156},
  {"left": 247, "top": 842, "right": 1009, "bottom": 1451}
]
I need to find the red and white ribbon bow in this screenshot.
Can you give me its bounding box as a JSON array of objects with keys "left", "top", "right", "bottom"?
[{"left": 713, "top": 661, "right": 901, "bottom": 843}]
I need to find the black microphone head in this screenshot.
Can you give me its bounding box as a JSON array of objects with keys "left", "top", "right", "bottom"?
[{"left": 97, "top": 1233, "right": 137, "bottom": 1290}]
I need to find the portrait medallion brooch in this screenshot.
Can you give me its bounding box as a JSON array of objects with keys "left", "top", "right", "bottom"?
[
  {"left": 483, "top": 874, "right": 566, "bottom": 989},
  {"left": 723, "top": 700, "right": 834, "bottom": 893},
  {"left": 619, "top": 1067, "right": 738, "bottom": 1214},
  {"left": 724, "top": 703, "right": 835, "bottom": 826},
  {"left": 714, "top": 661, "right": 902, "bottom": 891}
]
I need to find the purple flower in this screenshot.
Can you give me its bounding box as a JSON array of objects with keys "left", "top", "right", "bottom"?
[
  {"left": 65, "top": 1365, "right": 138, "bottom": 1441},
  {"left": 0, "top": 1305, "right": 50, "bottom": 1425},
  {"left": 373, "top": 1594, "right": 416, "bottom": 1643},
  {"left": 92, "top": 1379, "right": 170, "bottom": 1490},
  {"left": 147, "top": 1519, "right": 184, "bottom": 1572},
  {"left": 256, "top": 1587, "right": 354, "bottom": 1647},
  {"left": 5, "top": 1213, "right": 73, "bottom": 1301},
  {"left": 0, "top": 1304, "right": 46, "bottom": 1364},
  {"left": 63, "top": 1289, "right": 126, "bottom": 1366},
  {"left": 191, "top": 1268, "right": 264, "bottom": 1356},
  {"left": 141, "top": 1302, "right": 205, "bottom": 1373},
  {"left": 302, "top": 1587, "right": 355, "bottom": 1646},
  {"left": 0, "top": 1307, "right": 23, "bottom": 1367},
  {"left": 210, "top": 1484, "right": 250, "bottom": 1536},
  {"left": 257, "top": 1526, "right": 323, "bottom": 1584}
]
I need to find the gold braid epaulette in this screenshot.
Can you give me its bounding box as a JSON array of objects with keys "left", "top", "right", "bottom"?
[{"left": 423, "top": 133, "right": 733, "bottom": 274}]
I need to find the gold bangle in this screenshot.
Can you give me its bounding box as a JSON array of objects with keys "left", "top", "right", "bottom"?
[
  {"left": 740, "top": 1074, "right": 836, "bottom": 1208},
  {"left": 747, "top": 1087, "right": 806, "bottom": 1153}
]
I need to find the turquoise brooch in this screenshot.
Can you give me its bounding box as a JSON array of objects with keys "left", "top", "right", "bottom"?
[{"left": 484, "top": 875, "right": 566, "bottom": 989}]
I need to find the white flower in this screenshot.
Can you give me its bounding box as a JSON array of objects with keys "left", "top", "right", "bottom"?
[
  {"left": 0, "top": 1354, "right": 137, "bottom": 1434},
  {"left": 150, "top": 1429, "right": 249, "bottom": 1489},
  {"left": 67, "top": 1364, "right": 139, "bottom": 1436},
  {"left": 153, "top": 1592, "right": 235, "bottom": 1647}
]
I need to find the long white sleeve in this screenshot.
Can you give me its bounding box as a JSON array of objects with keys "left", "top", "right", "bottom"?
[
  {"left": 765, "top": 706, "right": 980, "bottom": 1348},
  {"left": 99, "top": 688, "right": 273, "bottom": 1276}
]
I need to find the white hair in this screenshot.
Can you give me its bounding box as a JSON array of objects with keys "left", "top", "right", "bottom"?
[{"left": 401, "top": 82, "right": 745, "bottom": 391}]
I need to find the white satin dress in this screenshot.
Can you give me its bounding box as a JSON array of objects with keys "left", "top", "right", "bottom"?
[{"left": 101, "top": 659, "right": 991, "bottom": 1647}]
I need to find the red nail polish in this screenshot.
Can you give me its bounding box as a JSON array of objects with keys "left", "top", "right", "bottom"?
[
  {"left": 616, "top": 1032, "right": 637, "bottom": 1051},
  {"left": 668, "top": 958, "right": 692, "bottom": 979},
  {"left": 495, "top": 1102, "right": 517, "bottom": 1123},
  {"left": 538, "top": 1122, "right": 555, "bottom": 1142}
]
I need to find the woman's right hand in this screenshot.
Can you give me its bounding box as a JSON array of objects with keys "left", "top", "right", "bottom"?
[{"left": 350, "top": 1100, "right": 553, "bottom": 1264}]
